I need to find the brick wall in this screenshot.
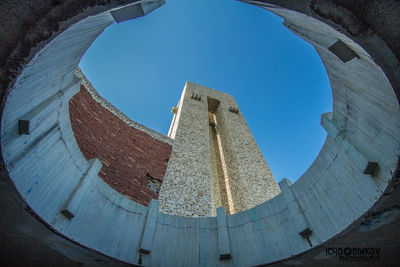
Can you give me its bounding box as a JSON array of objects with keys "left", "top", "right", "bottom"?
[{"left": 69, "top": 85, "right": 172, "bottom": 206}]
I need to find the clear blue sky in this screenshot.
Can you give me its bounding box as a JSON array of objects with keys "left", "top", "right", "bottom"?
[{"left": 79, "top": 0, "right": 332, "bottom": 184}]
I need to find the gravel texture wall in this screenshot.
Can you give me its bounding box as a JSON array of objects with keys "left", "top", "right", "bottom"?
[
  {"left": 159, "top": 82, "right": 280, "bottom": 217},
  {"left": 0, "top": 0, "right": 399, "bottom": 266}
]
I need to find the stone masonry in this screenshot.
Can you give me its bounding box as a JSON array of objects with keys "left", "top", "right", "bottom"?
[{"left": 159, "top": 82, "right": 280, "bottom": 217}]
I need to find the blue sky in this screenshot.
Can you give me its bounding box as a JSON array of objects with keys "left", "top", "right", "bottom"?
[{"left": 79, "top": 0, "right": 332, "bottom": 184}]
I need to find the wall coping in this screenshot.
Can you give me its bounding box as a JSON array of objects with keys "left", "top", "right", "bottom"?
[{"left": 75, "top": 67, "right": 174, "bottom": 146}]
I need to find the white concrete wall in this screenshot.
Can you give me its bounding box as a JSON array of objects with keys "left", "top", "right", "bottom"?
[
  {"left": 1, "top": 3, "right": 164, "bottom": 264},
  {"left": 0, "top": 2, "right": 399, "bottom": 267}
]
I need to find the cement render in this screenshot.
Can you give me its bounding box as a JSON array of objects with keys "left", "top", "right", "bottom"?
[{"left": 0, "top": 0, "right": 400, "bottom": 266}]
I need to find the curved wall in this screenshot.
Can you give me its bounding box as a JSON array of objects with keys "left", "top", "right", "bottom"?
[
  {"left": 70, "top": 70, "right": 172, "bottom": 205},
  {"left": 0, "top": 0, "right": 399, "bottom": 266}
]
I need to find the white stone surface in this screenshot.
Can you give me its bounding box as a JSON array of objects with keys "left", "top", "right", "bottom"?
[{"left": 159, "top": 82, "right": 280, "bottom": 216}]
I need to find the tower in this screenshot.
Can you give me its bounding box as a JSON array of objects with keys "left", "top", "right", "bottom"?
[{"left": 159, "top": 82, "right": 280, "bottom": 217}]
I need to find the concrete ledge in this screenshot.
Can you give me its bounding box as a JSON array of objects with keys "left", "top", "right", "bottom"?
[
  {"left": 216, "top": 207, "right": 231, "bottom": 260},
  {"left": 111, "top": 1, "right": 165, "bottom": 23},
  {"left": 18, "top": 92, "right": 63, "bottom": 135}
]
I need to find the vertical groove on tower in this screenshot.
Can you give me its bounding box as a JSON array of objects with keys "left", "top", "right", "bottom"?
[
  {"left": 159, "top": 82, "right": 280, "bottom": 217},
  {"left": 209, "top": 111, "right": 233, "bottom": 215}
]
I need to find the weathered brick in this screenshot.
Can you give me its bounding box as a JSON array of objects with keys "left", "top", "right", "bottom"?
[{"left": 69, "top": 85, "right": 172, "bottom": 206}]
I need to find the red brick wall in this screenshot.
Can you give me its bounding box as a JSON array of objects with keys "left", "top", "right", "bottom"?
[{"left": 69, "top": 85, "right": 172, "bottom": 206}]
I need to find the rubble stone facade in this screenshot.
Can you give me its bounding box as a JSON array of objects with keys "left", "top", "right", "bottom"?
[{"left": 159, "top": 82, "right": 280, "bottom": 216}]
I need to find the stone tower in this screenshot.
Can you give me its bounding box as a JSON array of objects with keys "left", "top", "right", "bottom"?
[{"left": 159, "top": 82, "right": 280, "bottom": 217}]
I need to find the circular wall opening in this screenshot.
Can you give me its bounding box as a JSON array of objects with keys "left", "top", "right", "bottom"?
[
  {"left": 78, "top": 0, "right": 333, "bottom": 184},
  {"left": 0, "top": 1, "right": 399, "bottom": 265}
]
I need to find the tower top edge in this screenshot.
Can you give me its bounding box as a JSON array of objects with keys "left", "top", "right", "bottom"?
[{"left": 184, "top": 81, "right": 236, "bottom": 101}]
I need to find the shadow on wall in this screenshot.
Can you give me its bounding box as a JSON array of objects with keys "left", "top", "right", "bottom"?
[
  {"left": 0, "top": 0, "right": 399, "bottom": 266},
  {"left": 70, "top": 69, "right": 172, "bottom": 206}
]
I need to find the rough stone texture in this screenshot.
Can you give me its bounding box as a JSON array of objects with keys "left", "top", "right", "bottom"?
[
  {"left": 159, "top": 82, "right": 280, "bottom": 217},
  {"left": 0, "top": 0, "right": 400, "bottom": 266},
  {"left": 70, "top": 78, "right": 172, "bottom": 206},
  {"left": 159, "top": 83, "right": 214, "bottom": 217},
  {"left": 209, "top": 122, "right": 229, "bottom": 213}
]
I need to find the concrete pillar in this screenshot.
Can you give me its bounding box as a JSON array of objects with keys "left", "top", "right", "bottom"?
[
  {"left": 61, "top": 76, "right": 82, "bottom": 105},
  {"left": 321, "top": 112, "right": 379, "bottom": 176},
  {"left": 139, "top": 199, "right": 159, "bottom": 254},
  {"left": 61, "top": 158, "right": 102, "bottom": 219},
  {"left": 216, "top": 207, "right": 231, "bottom": 260},
  {"left": 279, "top": 179, "right": 314, "bottom": 247}
]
